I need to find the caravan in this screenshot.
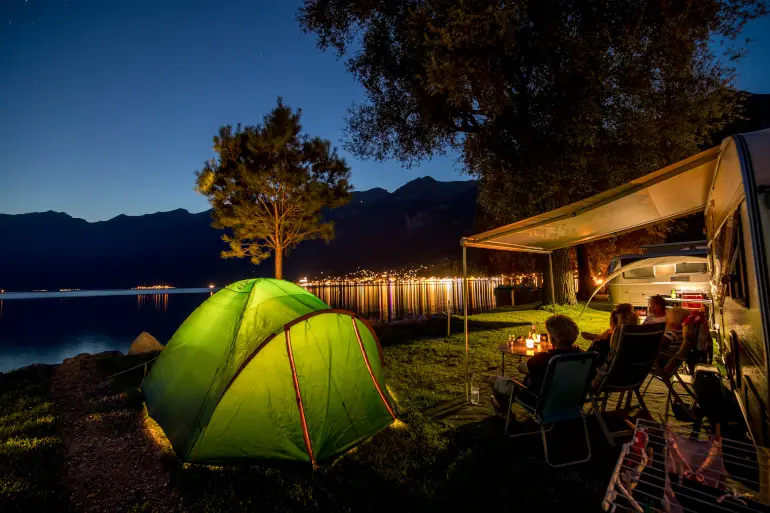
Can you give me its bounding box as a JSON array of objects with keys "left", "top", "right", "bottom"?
[{"left": 604, "top": 242, "right": 710, "bottom": 315}]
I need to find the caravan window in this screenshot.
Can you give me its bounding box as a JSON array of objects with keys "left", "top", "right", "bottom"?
[
  {"left": 727, "top": 216, "right": 750, "bottom": 306},
  {"left": 623, "top": 267, "right": 655, "bottom": 279},
  {"left": 675, "top": 262, "right": 708, "bottom": 274}
]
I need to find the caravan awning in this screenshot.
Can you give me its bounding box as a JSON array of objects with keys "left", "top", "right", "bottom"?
[{"left": 462, "top": 146, "right": 721, "bottom": 253}]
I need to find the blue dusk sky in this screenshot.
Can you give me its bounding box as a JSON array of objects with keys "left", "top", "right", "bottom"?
[{"left": 1, "top": 1, "right": 769, "bottom": 221}]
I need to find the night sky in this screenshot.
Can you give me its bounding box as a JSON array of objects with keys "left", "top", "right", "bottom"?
[{"left": 1, "top": 1, "right": 769, "bottom": 222}]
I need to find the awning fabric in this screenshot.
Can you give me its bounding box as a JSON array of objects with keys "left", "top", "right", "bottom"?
[
  {"left": 462, "top": 147, "right": 720, "bottom": 253},
  {"left": 584, "top": 255, "right": 709, "bottom": 309}
]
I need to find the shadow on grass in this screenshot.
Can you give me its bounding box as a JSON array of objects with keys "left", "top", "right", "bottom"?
[{"left": 430, "top": 406, "right": 621, "bottom": 512}]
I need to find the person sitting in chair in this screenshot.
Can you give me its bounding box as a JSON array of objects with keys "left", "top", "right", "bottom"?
[
  {"left": 643, "top": 295, "right": 667, "bottom": 325},
  {"left": 581, "top": 303, "right": 634, "bottom": 342},
  {"left": 661, "top": 307, "right": 691, "bottom": 354},
  {"left": 653, "top": 307, "right": 694, "bottom": 374},
  {"left": 488, "top": 314, "right": 582, "bottom": 415},
  {"left": 582, "top": 304, "right": 639, "bottom": 366}
]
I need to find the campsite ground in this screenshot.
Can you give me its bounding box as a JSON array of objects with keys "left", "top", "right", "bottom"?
[{"left": 2, "top": 304, "right": 668, "bottom": 512}]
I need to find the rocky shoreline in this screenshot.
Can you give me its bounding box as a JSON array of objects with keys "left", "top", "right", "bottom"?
[{"left": 1, "top": 331, "right": 164, "bottom": 378}]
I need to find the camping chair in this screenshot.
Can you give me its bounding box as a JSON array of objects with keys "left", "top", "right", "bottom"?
[
  {"left": 647, "top": 324, "right": 702, "bottom": 421},
  {"left": 504, "top": 352, "right": 598, "bottom": 468},
  {"left": 588, "top": 323, "right": 665, "bottom": 447}
]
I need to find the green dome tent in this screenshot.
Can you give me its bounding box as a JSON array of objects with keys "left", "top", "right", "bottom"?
[{"left": 142, "top": 279, "right": 396, "bottom": 466}]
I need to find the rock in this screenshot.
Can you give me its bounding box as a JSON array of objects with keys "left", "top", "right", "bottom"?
[{"left": 128, "top": 332, "right": 164, "bottom": 355}]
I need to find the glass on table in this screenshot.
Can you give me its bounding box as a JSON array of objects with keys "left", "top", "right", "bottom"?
[{"left": 470, "top": 385, "right": 480, "bottom": 405}]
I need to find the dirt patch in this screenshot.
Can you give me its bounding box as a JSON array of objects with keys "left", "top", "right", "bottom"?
[{"left": 52, "top": 355, "right": 183, "bottom": 512}]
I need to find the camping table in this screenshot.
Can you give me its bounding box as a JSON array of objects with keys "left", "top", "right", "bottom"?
[{"left": 498, "top": 341, "right": 553, "bottom": 376}]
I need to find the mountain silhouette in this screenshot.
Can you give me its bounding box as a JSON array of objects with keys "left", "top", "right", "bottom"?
[{"left": 0, "top": 177, "right": 477, "bottom": 290}]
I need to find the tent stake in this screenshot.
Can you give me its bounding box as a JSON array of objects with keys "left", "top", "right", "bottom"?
[
  {"left": 548, "top": 252, "right": 556, "bottom": 313},
  {"left": 463, "top": 244, "right": 469, "bottom": 402}
]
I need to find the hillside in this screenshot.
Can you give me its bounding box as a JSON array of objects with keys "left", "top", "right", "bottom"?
[{"left": 0, "top": 177, "right": 477, "bottom": 290}]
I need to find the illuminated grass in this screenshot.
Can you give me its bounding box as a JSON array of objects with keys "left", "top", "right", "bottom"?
[{"left": 0, "top": 365, "right": 67, "bottom": 512}]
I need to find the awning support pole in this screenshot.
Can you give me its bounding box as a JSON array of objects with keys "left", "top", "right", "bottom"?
[
  {"left": 463, "top": 244, "right": 469, "bottom": 402},
  {"left": 548, "top": 252, "right": 557, "bottom": 313}
]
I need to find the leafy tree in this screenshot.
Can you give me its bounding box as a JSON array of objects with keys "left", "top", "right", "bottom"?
[
  {"left": 299, "top": 0, "right": 766, "bottom": 304},
  {"left": 196, "top": 98, "right": 352, "bottom": 280}
]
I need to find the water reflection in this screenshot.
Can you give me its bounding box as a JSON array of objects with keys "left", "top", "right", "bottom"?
[
  {"left": 0, "top": 292, "right": 209, "bottom": 372},
  {"left": 0, "top": 281, "right": 500, "bottom": 372},
  {"left": 303, "top": 279, "right": 500, "bottom": 323}
]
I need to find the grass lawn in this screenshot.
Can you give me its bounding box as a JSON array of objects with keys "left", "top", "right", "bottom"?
[
  {"left": 384, "top": 303, "right": 609, "bottom": 412},
  {"left": 1, "top": 304, "right": 618, "bottom": 512},
  {"left": 0, "top": 365, "right": 67, "bottom": 512}
]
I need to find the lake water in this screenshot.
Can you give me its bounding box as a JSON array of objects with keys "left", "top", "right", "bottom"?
[{"left": 0, "top": 280, "right": 500, "bottom": 372}]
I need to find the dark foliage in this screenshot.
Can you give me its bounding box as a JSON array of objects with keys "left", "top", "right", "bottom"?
[{"left": 299, "top": 0, "right": 767, "bottom": 303}]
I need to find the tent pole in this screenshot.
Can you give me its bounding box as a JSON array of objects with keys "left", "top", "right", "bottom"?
[
  {"left": 463, "top": 244, "right": 469, "bottom": 402},
  {"left": 548, "top": 252, "right": 556, "bottom": 313},
  {"left": 446, "top": 291, "right": 451, "bottom": 340}
]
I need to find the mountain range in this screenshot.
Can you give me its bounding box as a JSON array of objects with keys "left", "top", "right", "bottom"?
[{"left": 0, "top": 177, "right": 478, "bottom": 290}]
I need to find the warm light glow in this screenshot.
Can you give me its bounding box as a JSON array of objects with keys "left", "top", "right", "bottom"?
[
  {"left": 390, "top": 419, "right": 408, "bottom": 430},
  {"left": 525, "top": 338, "right": 535, "bottom": 349},
  {"left": 208, "top": 284, "right": 215, "bottom": 289},
  {"left": 132, "top": 285, "right": 175, "bottom": 290},
  {"left": 593, "top": 277, "right": 604, "bottom": 285},
  {"left": 142, "top": 405, "right": 175, "bottom": 456}
]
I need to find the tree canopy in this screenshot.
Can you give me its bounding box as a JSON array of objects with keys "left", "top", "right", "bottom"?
[
  {"left": 196, "top": 98, "right": 351, "bottom": 279},
  {"left": 300, "top": 0, "right": 766, "bottom": 303}
]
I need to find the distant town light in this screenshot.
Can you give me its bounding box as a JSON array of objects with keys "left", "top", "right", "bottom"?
[{"left": 208, "top": 284, "right": 215, "bottom": 289}]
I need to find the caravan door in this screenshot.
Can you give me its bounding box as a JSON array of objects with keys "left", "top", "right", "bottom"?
[{"left": 709, "top": 131, "right": 770, "bottom": 448}]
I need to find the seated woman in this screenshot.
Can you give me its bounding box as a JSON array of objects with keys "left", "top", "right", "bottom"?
[
  {"left": 488, "top": 314, "right": 582, "bottom": 415},
  {"left": 583, "top": 304, "right": 639, "bottom": 366},
  {"left": 581, "top": 303, "right": 634, "bottom": 342}
]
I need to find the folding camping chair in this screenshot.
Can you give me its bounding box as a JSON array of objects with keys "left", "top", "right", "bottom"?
[
  {"left": 587, "top": 323, "right": 666, "bottom": 447},
  {"left": 647, "top": 323, "right": 702, "bottom": 421},
  {"left": 504, "top": 352, "right": 598, "bottom": 467}
]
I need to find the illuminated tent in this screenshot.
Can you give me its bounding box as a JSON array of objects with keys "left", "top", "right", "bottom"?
[{"left": 142, "top": 279, "right": 396, "bottom": 466}]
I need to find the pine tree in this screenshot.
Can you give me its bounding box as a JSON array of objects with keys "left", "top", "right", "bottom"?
[{"left": 196, "top": 98, "right": 352, "bottom": 279}]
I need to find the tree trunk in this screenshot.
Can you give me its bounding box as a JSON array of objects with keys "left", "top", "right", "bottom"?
[
  {"left": 576, "top": 244, "right": 593, "bottom": 300},
  {"left": 274, "top": 247, "right": 283, "bottom": 280},
  {"left": 543, "top": 248, "right": 577, "bottom": 305}
]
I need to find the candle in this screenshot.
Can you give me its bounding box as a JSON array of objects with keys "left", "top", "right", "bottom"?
[{"left": 525, "top": 338, "right": 535, "bottom": 349}]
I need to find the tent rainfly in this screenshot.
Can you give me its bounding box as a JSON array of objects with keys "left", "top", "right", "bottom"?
[
  {"left": 459, "top": 145, "right": 722, "bottom": 401},
  {"left": 142, "top": 279, "right": 397, "bottom": 467}
]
